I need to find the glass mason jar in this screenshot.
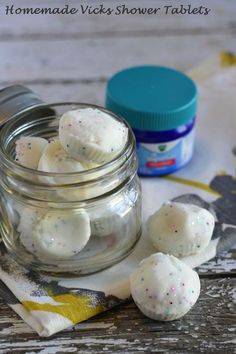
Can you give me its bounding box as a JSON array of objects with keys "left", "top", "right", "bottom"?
[{"left": 0, "top": 103, "right": 142, "bottom": 275}]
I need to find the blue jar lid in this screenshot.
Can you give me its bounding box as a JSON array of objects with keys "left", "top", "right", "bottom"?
[{"left": 106, "top": 66, "right": 198, "bottom": 131}]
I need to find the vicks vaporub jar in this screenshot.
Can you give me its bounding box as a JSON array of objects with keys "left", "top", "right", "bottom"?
[{"left": 106, "top": 66, "right": 198, "bottom": 176}]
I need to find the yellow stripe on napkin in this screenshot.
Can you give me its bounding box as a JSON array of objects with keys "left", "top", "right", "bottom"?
[{"left": 23, "top": 293, "right": 104, "bottom": 324}]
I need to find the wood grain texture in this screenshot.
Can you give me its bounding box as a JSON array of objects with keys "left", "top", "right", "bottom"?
[
  {"left": 0, "top": 0, "right": 235, "bottom": 40},
  {"left": 0, "top": 0, "right": 235, "bottom": 86},
  {"left": 0, "top": 278, "right": 235, "bottom": 353},
  {"left": 0, "top": 0, "right": 235, "bottom": 352},
  {"left": 22, "top": 82, "right": 106, "bottom": 105},
  {"left": 0, "top": 34, "right": 235, "bottom": 85}
]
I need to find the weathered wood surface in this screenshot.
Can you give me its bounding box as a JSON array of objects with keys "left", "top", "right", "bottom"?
[
  {"left": 0, "top": 0, "right": 235, "bottom": 38},
  {"left": 0, "top": 0, "right": 235, "bottom": 352},
  {"left": 0, "top": 0, "right": 236, "bottom": 85},
  {"left": 0, "top": 278, "right": 235, "bottom": 354},
  {"left": 1, "top": 34, "right": 236, "bottom": 85},
  {"left": 197, "top": 249, "right": 236, "bottom": 276}
]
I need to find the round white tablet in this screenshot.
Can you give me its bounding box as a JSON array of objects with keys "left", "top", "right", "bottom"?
[
  {"left": 38, "top": 139, "right": 85, "bottom": 180},
  {"left": 59, "top": 108, "right": 128, "bottom": 164},
  {"left": 33, "top": 211, "right": 91, "bottom": 259},
  {"left": 15, "top": 137, "right": 48, "bottom": 169},
  {"left": 130, "top": 252, "right": 200, "bottom": 321},
  {"left": 147, "top": 202, "right": 215, "bottom": 257}
]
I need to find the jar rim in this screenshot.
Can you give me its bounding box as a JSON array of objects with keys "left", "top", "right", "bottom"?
[{"left": 0, "top": 102, "right": 136, "bottom": 186}]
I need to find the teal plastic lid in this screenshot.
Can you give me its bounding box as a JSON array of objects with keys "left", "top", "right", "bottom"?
[{"left": 106, "top": 66, "right": 198, "bottom": 131}]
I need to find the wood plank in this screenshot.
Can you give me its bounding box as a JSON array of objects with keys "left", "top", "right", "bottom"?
[
  {"left": 197, "top": 250, "right": 236, "bottom": 276},
  {"left": 0, "top": 34, "right": 235, "bottom": 85},
  {"left": 0, "top": 0, "right": 235, "bottom": 40},
  {"left": 0, "top": 277, "right": 234, "bottom": 353},
  {"left": 23, "top": 82, "right": 106, "bottom": 105},
  {"left": 0, "top": 1, "right": 234, "bottom": 351}
]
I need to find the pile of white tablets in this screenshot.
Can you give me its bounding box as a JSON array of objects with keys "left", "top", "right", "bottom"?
[
  {"left": 15, "top": 108, "right": 128, "bottom": 260},
  {"left": 130, "top": 202, "right": 215, "bottom": 321}
]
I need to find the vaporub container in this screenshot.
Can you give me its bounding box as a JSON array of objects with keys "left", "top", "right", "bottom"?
[
  {"left": 106, "top": 66, "right": 198, "bottom": 176},
  {"left": 0, "top": 102, "right": 141, "bottom": 276}
]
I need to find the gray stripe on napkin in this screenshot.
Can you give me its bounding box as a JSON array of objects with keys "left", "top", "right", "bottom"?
[{"left": 0, "top": 279, "right": 19, "bottom": 305}]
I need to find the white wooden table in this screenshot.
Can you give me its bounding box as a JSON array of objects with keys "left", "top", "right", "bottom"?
[{"left": 0, "top": 1, "right": 235, "bottom": 352}]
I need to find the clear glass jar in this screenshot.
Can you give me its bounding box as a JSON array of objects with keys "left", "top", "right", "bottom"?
[{"left": 0, "top": 103, "right": 142, "bottom": 275}]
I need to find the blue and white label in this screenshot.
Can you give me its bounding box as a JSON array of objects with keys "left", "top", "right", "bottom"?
[{"left": 137, "top": 128, "right": 195, "bottom": 176}]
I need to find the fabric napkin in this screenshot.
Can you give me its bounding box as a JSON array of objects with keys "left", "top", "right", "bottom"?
[{"left": 0, "top": 52, "right": 236, "bottom": 336}]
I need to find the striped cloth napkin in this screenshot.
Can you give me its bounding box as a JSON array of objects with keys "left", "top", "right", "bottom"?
[{"left": 0, "top": 52, "right": 236, "bottom": 336}]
